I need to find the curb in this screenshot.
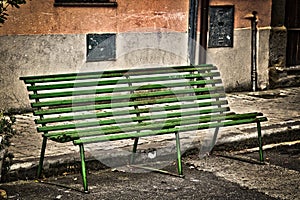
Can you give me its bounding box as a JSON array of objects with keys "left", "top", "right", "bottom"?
[{"left": 4, "top": 119, "right": 300, "bottom": 183}]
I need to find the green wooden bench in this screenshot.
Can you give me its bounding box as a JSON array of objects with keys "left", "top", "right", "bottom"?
[{"left": 20, "top": 64, "right": 267, "bottom": 193}]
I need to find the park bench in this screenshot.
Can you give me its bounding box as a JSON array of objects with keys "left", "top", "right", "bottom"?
[{"left": 20, "top": 64, "right": 267, "bottom": 193}]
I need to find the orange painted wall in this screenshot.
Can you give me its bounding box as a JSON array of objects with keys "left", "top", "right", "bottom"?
[
  {"left": 210, "top": 0, "right": 272, "bottom": 28},
  {"left": 0, "top": 0, "right": 189, "bottom": 35},
  {"left": 0, "top": 0, "right": 272, "bottom": 35}
]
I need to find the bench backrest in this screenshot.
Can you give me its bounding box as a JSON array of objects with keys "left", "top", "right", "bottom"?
[{"left": 21, "top": 64, "right": 229, "bottom": 144}]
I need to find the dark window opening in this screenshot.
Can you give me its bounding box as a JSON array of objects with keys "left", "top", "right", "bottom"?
[{"left": 54, "top": 0, "right": 117, "bottom": 7}]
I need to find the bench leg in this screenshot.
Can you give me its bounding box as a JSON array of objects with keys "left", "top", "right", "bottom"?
[
  {"left": 130, "top": 137, "right": 139, "bottom": 164},
  {"left": 175, "top": 132, "right": 183, "bottom": 176},
  {"left": 257, "top": 121, "right": 264, "bottom": 162},
  {"left": 37, "top": 136, "right": 47, "bottom": 178},
  {"left": 79, "top": 144, "right": 89, "bottom": 193}
]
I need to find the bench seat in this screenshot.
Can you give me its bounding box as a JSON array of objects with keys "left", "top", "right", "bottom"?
[{"left": 20, "top": 64, "right": 267, "bottom": 192}]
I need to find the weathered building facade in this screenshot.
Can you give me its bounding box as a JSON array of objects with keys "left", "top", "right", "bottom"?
[{"left": 0, "top": 0, "right": 296, "bottom": 111}]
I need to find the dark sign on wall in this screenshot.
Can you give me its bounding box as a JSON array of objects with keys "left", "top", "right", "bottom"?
[
  {"left": 208, "top": 6, "right": 234, "bottom": 48},
  {"left": 86, "top": 33, "right": 116, "bottom": 62}
]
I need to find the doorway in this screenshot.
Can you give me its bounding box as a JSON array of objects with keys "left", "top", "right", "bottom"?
[{"left": 285, "top": 0, "right": 300, "bottom": 66}]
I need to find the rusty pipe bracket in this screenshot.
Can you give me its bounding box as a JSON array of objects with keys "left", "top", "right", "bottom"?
[{"left": 244, "top": 11, "right": 258, "bottom": 21}]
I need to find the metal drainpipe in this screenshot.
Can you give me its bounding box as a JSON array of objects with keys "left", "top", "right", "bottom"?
[
  {"left": 188, "top": 0, "right": 199, "bottom": 65},
  {"left": 199, "top": 0, "right": 209, "bottom": 64},
  {"left": 188, "top": 0, "right": 209, "bottom": 65},
  {"left": 245, "top": 11, "right": 258, "bottom": 91}
]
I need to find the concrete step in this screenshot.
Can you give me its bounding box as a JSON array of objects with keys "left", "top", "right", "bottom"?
[
  {"left": 271, "top": 74, "right": 300, "bottom": 88},
  {"left": 271, "top": 66, "right": 300, "bottom": 88},
  {"left": 275, "top": 75, "right": 300, "bottom": 88},
  {"left": 284, "top": 65, "right": 300, "bottom": 75}
]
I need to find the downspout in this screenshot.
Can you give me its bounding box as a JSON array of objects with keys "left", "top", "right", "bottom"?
[
  {"left": 188, "top": 0, "right": 209, "bottom": 65},
  {"left": 245, "top": 11, "right": 258, "bottom": 91},
  {"left": 188, "top": 0, "right": 199, "bottom": 65},
  {"left": 199, "top": 0, "right": 209, "bottom": 64}
]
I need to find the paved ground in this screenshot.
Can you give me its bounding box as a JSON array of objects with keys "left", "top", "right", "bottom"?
[
  {"left": 0, "top": 165, "right": 280, "bottom": 200},
  {"left": 1, "top": 87, "right": 299, "bottom": 199},
  {"left": 1, "top": 144, "right": 299, "bottom": 200}
]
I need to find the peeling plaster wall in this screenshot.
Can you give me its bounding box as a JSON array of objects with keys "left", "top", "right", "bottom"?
[
  {"left": 0, "top": 32, "right": 188, "bottom": 111},
  {"left": 0, "top": 0, "right": 189, "bottom": 111},
  {"left": 208, "top": 0, "right": 272, "bottom": 91},
  {"left": 0, "top": 0, "right": 188, "bottom": 35},
  {"left": 210, "top": 0, "right": 272, "bottom": 28},
  {"left": 207, "top": 28, "right": 270, "bottom": 92}
]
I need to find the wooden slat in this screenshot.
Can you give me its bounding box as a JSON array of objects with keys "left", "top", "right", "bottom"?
[
  {"left": 46, "top": 112, "right": 263, "bottom": 142},
  {"left": 20, "top": 64, "right": 216, "bottom": 83},
  {"left": 39, "top": 106, "right": 230, "bottom": 132},
  {"left": 73, "top": 116, "right": 268, "bottom": 145},
  {"left": 31, "top": 86, "right": 224, "bottom": 108},
  {"left": 36, "top": 100, "right": 228, "bottom": 124},
  {"left": 29, "top": 79, "right": 222, "bottom": 99},
  {"left": 28, "top": 79, "right": 221, "bottom": 98},
  {"left": 33, "top": 93, "right": 226, "bottom": 116},
  {"left": 27, "top": 72, "right": 220, "bottom": 92}
]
